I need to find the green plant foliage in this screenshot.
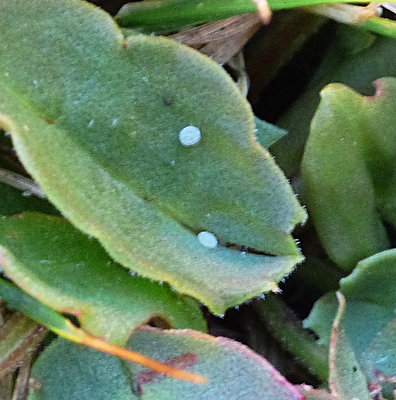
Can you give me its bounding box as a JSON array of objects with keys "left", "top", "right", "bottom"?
[
  {"left": 302, "top": 78, "right": 396, "bottom": 270},
  {"left": 254, "top": 117, "right": 287, "bottom": 148},
  {"left": 272, "top": 27, "right": 396, "bottom": 177},
  {"left": 0, "top": 213, "right": 205, "bottom": 345},
  {"left": 328, "top": 294, "right": 371, "bottom": 400},
  {"left": 28, "top": 327, "right": 305, "bottom": 400},
  {"left": 254, "top": 296, "right": 329, "bottom": 381},
  {"left": 0, "top": 183, "right": 57, "bottom": 217},
  {"left": 115, "top": 0, "right": 370, "bottom": 32},
  {"left": 0, "top": 0, "right": 306, "bottom": 314},
  {"left": 0, "top": 279, "right": 207, "bottom": 383},
  {"left": 359, "top": 321, "right": 396, "bottom": 387},
  {"left": 360, "top": 16, "right": 396, "bottom": 39},
  {"left": 125, "top": 328, "right": 304, "bottom": 399},
  {"left": 0, "top": 0, "right": 395, "bottom": 396},
  {"left": 28, "top": 339, "right": 135, "bottom": 400},
  {"left": 305, "top": 249, "right": 396, "bottom": 392},
  {"left": 0, "top": 278, "right": 81, "bottom": 341}
]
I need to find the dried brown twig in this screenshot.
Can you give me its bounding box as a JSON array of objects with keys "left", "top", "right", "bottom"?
[{"left": 169, "top": 13, "right": 261, "bottom": 64}]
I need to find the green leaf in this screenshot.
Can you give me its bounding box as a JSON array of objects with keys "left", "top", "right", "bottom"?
[
  {"left": 305, "top": 5, "right": 396, "bottom": 40},
  {"left": 0, "top": 213, "right": 205, "bottom": 345},
  {"left": 360, "top": 320, "right": 396, "bottom": 387},
  {"left": 0, "top": 278, "right": 206, "bottom": 383},
  {"left": 0, "top": 0, "right": 305, "bottom": 313},
  {"left": 305, "top": 249, "right": 396, "bottom": 393},
  {"left": 272, "top": 27, "right": 396, "bottom": 177},
  {"left": 125, "top": 328, "right": 305, "bottom": 399},
  {"left": 0, "top": 182, "right": 57, "bottom": 217},
  {"left": 306, "top": 296, "right": 393, "bottom": 359},
  {"left": 115, "top": 0, "right": 369, "bottom": 33},
  {"left": 254, "top": 117, "right": 287, "bottom": 148},
  {"left": 340, "top": 250, "right": 396, "bottom": 385},
  {"left": 340, "top": 249, "right": 396, "bottom": 307},
  {"left": 328, "top": 293, "right": 371, "bottom": 400},
  {"left": 0, "top": 278, "right": 81, "bottom": 340},
  {"left": 302, "top": 78, "right": 396, "bottom": 270},
  {"left": 254, "top": 295, "right": 329, "bottom": 381},
  {"left": 28, "top": 339, "right": 135, "bottom": 400},
  {"left": 28, "top": 328, "right": 305, "bottom": 400},
  {"left": 359, "top": 16, "right": 396, "bottom": 40}
]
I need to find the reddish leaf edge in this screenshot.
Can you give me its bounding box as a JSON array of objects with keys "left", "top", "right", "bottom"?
[
  {"left": 134, "top": 326, "right": 305, "bottom": 399},
  {"left": 0, "top": 277, "right": 206, "bottom": 385}
]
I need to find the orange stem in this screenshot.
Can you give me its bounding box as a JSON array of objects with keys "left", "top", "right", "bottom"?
[{"left": 80, "top": 333, "right": 207, "bottom": 385}]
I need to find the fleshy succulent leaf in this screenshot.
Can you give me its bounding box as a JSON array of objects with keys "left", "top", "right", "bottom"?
[
  {"left": 28, "top": 327, "right": 305, "bottom": 400},
  {"left": 0, "top": 278, "right": 206, "bottom": 384},
  {"left": 328, "top": 293, "right": 371, "bottom": 400},
  {"left": 0, "top": 213, "right": 205, "bottom": 345},
  {"left": 305, "top": 249, "right": 396, "bottom": 395},
  {"left": 273, "top": 28, "right": 396, "bottom": 177},
  {"left": 0, "top": 0, "right": 305, "bottom": 313},
  {"left": 302, "top": 78, "right": 396, "bottom": 270}
]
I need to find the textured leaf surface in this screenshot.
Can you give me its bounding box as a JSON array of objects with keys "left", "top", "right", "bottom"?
[
  {"left": 0, "top": 213, "right": 205, "bottom": 345},
  {"left": 328, "top": 294, "right": 371, "bottom": 400},
  {"left": 340, "top": 249, "right": 396, "bottom": 307},
  {"left": 0, "top": 278, "right": 205, "bottom": 383},
  {"left": 125, "top": 328, "right": 304, "bottom": 399},
  {"left": 0, "top": 278, "right": 80, "bottom": 340},
  {"left": 29, "top": 327, "right": 305, "bottom": 400},
  {"left": 116, "top": 0, "right": 370, "bottom": 32},
  {"left": 272, "top": 28, "right": 396, "bottom": 177},
  {"left": 360, "top": 319, "right": 396, "bottom": 391},
  {"left": 305, "top": 249, "right": 396, "bottom": 388},
  {"left": 28, "top": 339, "right": 134, "bottom": 400},
  {"left": 254, "top": 117, "right": 287, "bottom": 148},
  {"left": 0, "top": 182, "right": 57, "bottom": 216},
  {"left": 0, "top": 0, "right": 305, "bottom": 314},
  {"left": 302, "top": 78, "right": 396, "bottom": 270}
]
